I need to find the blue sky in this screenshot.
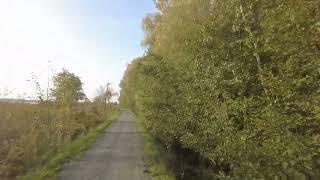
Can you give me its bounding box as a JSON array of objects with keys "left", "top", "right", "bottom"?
[
  {"left": 60, "top": 0, "right": 154, "bottom": 56},
  {"left": 0, "top": 0, "right": 156, "bottom": 99}
]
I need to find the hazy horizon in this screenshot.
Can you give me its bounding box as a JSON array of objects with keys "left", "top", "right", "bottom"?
[{"left": 0, "top": 0, "right": 156, "bottom": 100}]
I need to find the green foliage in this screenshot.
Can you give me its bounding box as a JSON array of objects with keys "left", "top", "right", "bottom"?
[
  {"left": 135, "top": 113, "right": 175, "bottom": 180},
  {"left": 51, "top": 69, "right": 86, "bottom": 109},
  {"left": 142, "top": 13, "right": 161, "bottom": 48},
  {"left": 120, "top": 0, "right": 320, "bottom": 178}
]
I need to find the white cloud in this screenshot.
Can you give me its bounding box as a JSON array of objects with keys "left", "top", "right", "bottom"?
[{"left": 0, "top": 0, "right": 116, "bottom": 99}]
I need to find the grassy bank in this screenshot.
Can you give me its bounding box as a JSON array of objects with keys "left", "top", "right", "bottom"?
[
  {"left": 18, "top": 111, "right": 120, "bottom": 180},
  {"left": 135, "top": 113, "right": 218, "bottom": 180},
  {"left": 135, "top": 114, "right": 175, "bottom": 180}
]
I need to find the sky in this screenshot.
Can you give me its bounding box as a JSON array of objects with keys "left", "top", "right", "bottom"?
[{"left": 0, "top": 0, "right": 156, "bottom": 100}]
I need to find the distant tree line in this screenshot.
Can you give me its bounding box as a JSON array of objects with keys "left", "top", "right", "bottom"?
[{"left": 120, "top": 0, "right": 320, "bottom": 178}]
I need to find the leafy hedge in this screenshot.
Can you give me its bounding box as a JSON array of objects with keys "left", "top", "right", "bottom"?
[{"left": 120, "top": 0, "right": 320, "bottom": 178}]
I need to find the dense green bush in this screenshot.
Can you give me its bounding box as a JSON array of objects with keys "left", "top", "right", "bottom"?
[{"left": 120, "top": 0, "right": 320, "bottom": 178}]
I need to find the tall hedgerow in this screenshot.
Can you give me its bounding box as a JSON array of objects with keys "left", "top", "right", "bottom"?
[{"left": 120, "top": 0, "right": 320, "bottom": 178}]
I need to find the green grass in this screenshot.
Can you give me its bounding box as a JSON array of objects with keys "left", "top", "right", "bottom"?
[
  {"left": 135, "top": 114, "right": 175, "bottom": 180},
  {"left": 18, "top": 111, "right": 120, "bottom": 180}
]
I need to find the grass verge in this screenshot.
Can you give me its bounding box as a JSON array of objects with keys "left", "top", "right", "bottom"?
[
  {"left": 18, "top": 111, "right": 120, "bottom": 180},
  {"left": 135, "top": 113, "right": 175, "bottom": 180}
]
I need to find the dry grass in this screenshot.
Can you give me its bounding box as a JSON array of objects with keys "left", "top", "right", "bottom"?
[{"left": 0, "top": 101, "right": 117, "bottom": 179}]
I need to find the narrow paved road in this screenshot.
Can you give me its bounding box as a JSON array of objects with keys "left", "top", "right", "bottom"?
[{"left": 59, "top": 110, "right": 150, "bottom": 180}]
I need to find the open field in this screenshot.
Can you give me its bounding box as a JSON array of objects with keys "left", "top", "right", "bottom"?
[
  {"left": 0, "top": 101, "right": 118, "bottom": 179},
  {"left": 19, "top": 111, "right": 120, "bottom": 180}
]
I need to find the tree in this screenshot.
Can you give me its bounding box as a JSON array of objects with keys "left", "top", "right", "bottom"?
[
  {"left": 94, "top": 84, "right": 117, "bottom": 110},
  {"left": 155, "top": 0, "right": 171, "bottom": 13},
  {"left": 120, "top": 0, "right": 320, "bottom": 178},
  {"left": 51, "top": 69, "right": 86, "bottom": 109},
  {"left": 141, "top": 13, "right": 161, "bottom": 48}
]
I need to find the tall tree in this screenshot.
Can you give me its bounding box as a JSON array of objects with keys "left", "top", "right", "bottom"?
[{"left": 51, "top": 69, "right": 86, "bottom": 109}]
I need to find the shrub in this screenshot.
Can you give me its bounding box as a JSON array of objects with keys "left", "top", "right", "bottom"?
[{"left": 120, "top": 0, "right": 320, "bottom": 178}]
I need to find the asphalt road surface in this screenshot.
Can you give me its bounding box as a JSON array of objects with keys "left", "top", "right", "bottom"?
[{"left": 59, "top": 110, "right": 150, "bottom": 180}]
